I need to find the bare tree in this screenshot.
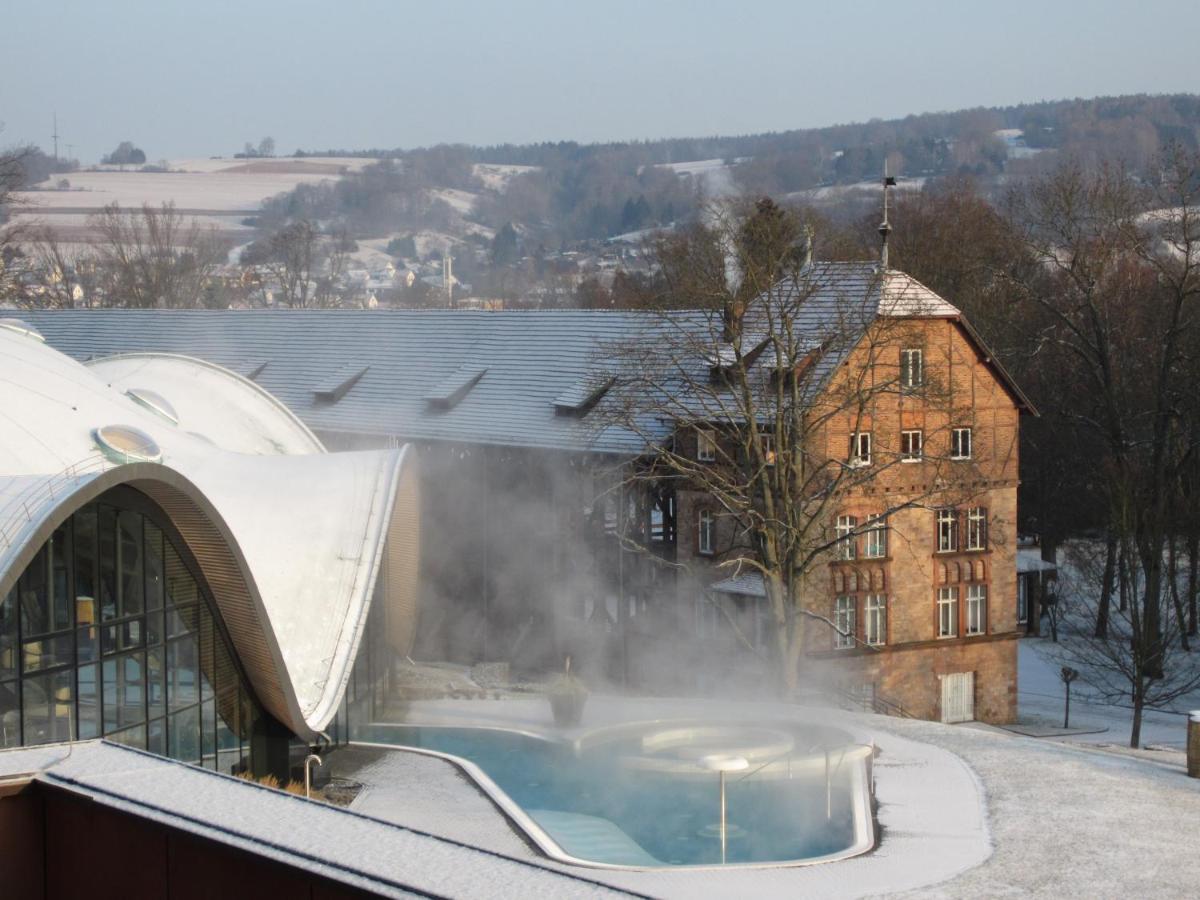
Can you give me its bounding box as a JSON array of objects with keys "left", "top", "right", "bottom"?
[
  {"left": 0, "top": 140, "right": 33, "bottom": 301},
  {"left": 89, "top": 202, "right": 227, "bottom": 308},
  {"left": 1005, "top": 146, "right": 1200, "bottom": 745},
  {"left": 599, "top": 200, "right": 991, "bottom": 692},
  {"left": 244, "top": 219, "right": 349, "bottom": 308}
]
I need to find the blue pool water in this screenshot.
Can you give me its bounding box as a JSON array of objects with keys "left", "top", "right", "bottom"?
[{"left": 356, "top": 722, "right": 866, "bottom": 868}]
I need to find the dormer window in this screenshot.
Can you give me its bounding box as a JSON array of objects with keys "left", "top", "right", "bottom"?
[
  {"left": 697, "top": 427, "right": 717, "bottom": 462},
  {"left": 900, "top": 348, "right": 923, "bottom": 388}
]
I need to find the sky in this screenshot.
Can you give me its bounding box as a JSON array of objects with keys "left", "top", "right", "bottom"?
[{"left": 1, "top": 0, "right": 1196, "bottom": 163}]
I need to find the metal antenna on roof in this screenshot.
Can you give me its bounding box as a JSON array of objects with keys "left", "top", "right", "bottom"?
[{"left": 879, "top": 160, "right": 897, "bottom": 270}]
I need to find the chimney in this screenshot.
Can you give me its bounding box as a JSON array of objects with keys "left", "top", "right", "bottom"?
[{"left": 879, "top": 160, "right": 897, "bottom": 270}]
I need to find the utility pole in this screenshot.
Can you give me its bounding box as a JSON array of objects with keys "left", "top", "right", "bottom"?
[{"left": 52, "top": 112, "right": 60, "bottom": 162}]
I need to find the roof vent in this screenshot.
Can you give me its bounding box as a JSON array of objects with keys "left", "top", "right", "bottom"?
[
  {"left": 125, "top": 388, "right": 179, "bottom": 426},
  {"left": 313, "top": 364, "right": 369, "bottom": 403},
  {"left": 425, "top": 365, "right": 487, "bottom": 411},
  {"left": 93, "top": 425, "right": 162, "bottom": 464},
  {"left": 554, "top": 373, "right": 616, "bottom": 416},
  {"left": 0, "top": 318, "right": 46, "bottom": 342}
]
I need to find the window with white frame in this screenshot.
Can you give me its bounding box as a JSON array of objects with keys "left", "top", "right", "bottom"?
[
  {"left": 966, "top": 507, "right": 988, "bottom": 551},
  {"left": 848, "top": 432, "right": 872, "bottom": 467},
  {"left": 836, "top": 515, "right": 857, "bottom": 560},
  {"left": 835, "top": 595, "right": 856, "bottom": 649},
  {"left": 697, "top": 427, "right": 717, "bottom": 462},
  {"left": 951, "top": 427, "right": 972, "bottom": 460},
  {"left": 1017, "top": 577, "right": 1029, "bottom": 624},
  {"left": 864, "top": 514, "right": 888, "bottom": 558},
  {"left": 760, "top": 430, "right": 776, "bottom": 466},
  {"left": 697, "top": 509, "right": 715, "bottom": 556},
  {"left": 937, "top": 586, "right": 959, "bottom": 637},
  {"left": 900, "top": 429, "right": 923, "bottom": 462},
  {"left": 900, "top": 348, "right": 924, "bottom": 388},
  {"left": 937, "top": 509, "right": 958, "bottom": 553},
  {"left": 865, "top": 594, "right": 887, "bottom": 646},
  {"left": 966, "top": 584, "right": 987, "bottom": 635}
]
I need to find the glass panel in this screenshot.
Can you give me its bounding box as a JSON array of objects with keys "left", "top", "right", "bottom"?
[
  {"left": 118, "top": 510, "right": 144, "bottom": 617},
  {"left": 148, "top": 717, "right": 166, "bottom": 756},
  {"left": 0, "top": 681, "right": 20, "bottom": 747},
  {"left": 22, "top": 669, "right": 72, "bottom": 745},
  {"left": 77, "top": 663, "right": 100, "bottom": 739},
  {"left": 201, "top": 698, "right": 217, "bottom": 769},
  {"left": 198, "top": 606, "right": 215, "bottom": 700},
  {"left": 22, "top": 633, "right": 73, "bottom": 672},
  {"left": 49, "top": 526, "right": 72, "bottom": 632},
  {"left": 98, "top": 506, "right": 118, "bottom": 621},
  {"left": 168, "top": 705, "right": 201, "bottom": 764},
  {"left": 74, "top": 506, "right": 98, "bottom": 629},
  {"left": 167, "top": 604, "right": 199, "bottom": 639},
  {"left": 106, "top": 723, "right": 146, "bottom": 750},
  {"left": 102, "top": 617, "right": 145, "bottom": 656},
  {"left": 147, "top": 646, "right": 166, "bottom": 718},
  {"left": 18, "top": 546, "right": 49, "bottom": 636},
  {"left": 77, "top": 624, "right": 99, "bottom": 664},
  {"left": 144, "top": 522, "right": 165, "bottom": 612},
  {"left": 214, "top": 633, "right": 236, "bottom": 696},
  {"left": 1, "top": 590, "right": 18, "bottom": 681},
  {"left": 103, "top": 651, "right": 146, "bottom": 733},
  {"left": 167, "top": 636, "right": 199, "bottom": 710},
  {"left": 216, "top": 689, "right": 241, "bottom": 773}
]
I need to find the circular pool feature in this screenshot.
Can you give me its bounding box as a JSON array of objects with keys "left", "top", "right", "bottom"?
[
  {"left": 125, "top": 387, "right": 180, "bottom": 425},
  {"left": 357, "top": 719, "right": 875, "bottom": 870},
  {"left": 93, "top": 424, "right": 163, "bottom": 463},
  {"left": 0, "top": 318, "right": 46, "bottom": 342}
]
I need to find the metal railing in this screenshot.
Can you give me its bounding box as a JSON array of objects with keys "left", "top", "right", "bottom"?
[{"left": 0, "top": 452, "right": 113, "bottom": 554}]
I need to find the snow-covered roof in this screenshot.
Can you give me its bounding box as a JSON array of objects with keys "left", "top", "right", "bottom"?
[
  {"left": 710, "top": 571, "right": 766, "bottom": 598},
  {"left": 0, "top": 326, "right": 419, "bottom": 739},
  {"left": 1017, "top": 547, "right": 1058, "bottom": 574}
]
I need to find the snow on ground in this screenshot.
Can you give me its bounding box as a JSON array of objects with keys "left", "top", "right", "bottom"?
[
  {"left": 473, "top": 163, "right": 539, "bottom": 191},
  {"left": 1018, "top": 637, "right": 1198, "bottom": 752},
  {"left": 431, "top": 187, "right": 478, "bottom": 215},
  {"left": 789, "top": 177, "right": 927, "bottom": 203},
  {"left": 657, "top": 159, "right": 739, "bottom": 199}
]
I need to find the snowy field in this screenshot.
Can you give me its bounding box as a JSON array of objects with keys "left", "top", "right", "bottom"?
[{"left": 472, "top": 163, "right": 539, "bottom": 191}]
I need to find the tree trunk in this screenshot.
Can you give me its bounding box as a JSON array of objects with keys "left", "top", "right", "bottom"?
[
  {"left": 1118, "top": 548, "right": 1129, "bottom": 613},
  {"left": 1096, "top": 530, "right": 1117, "bottom": 639},
  {"left": 1188, "top": 530, "right": 1198, "bottom": 638},
  {"left": 1168, "top": 538, "right": 1190, "bottom": 652},
  {"left": 1130, "top": 683, "right": 1144, "bottom": 749}
]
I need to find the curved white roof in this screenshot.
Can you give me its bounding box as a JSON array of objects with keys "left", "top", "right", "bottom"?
[
  {"left": 86, "top": 352, "right": 325, "bottom": 455},
  {"left": 0, "top": 325, "right": 418, "bottom": 739}
]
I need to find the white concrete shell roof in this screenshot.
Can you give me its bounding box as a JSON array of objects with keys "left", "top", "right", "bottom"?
[
  {"left": 85, "top": 352, "right": 325, "bottom": 456},
  {"left": 0, "top": 324, "right": 419, "bottom": 740}
]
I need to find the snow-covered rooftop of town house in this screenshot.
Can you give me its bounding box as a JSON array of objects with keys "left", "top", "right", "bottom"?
[
  {"left": 0, "top": 740, "right": 641, "bottom": 899},
  {"left": 0, "top": 327, "right": 417, "bottom": 739}
]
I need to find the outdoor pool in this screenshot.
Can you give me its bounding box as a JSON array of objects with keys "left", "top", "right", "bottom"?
[{"left": 354, "top": 719, "right": 875, "bottom": 869}]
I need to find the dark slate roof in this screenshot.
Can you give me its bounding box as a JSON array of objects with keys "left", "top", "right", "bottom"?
[
  {"left": 23, "top": 308, "right": 675, "bottom": 455},
  {"left": 20, "top": 264, "right": 1031, "bottom": 457}
]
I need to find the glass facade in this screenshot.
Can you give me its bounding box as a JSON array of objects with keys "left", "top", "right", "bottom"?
[{"left": 0, "top": 488, "right": 260, "bottom": 774}]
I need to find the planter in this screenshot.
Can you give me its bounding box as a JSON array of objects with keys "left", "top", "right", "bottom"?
[{"left": 549, "top": 690, "right": 587, "bottom": 727}]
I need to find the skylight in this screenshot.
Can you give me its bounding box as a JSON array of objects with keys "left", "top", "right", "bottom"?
[
  {"left": 125, "top": 387, "right": 180, "bottom": 425},
  {"left": 93, "top": 424, "right": 162, "bottom": 464},
  {"left": 313, "top": 364, "right": 369, "bottom": 402},
  {"left": 425, "top": 365, "right": 487, "bottom": 411},
  {"left": 553, "top": 373, "right": 615, "bottom": 416}
]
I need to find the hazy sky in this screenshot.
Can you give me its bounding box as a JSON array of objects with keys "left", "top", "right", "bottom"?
[{"left": 1, "top": 0, "right": 1196, "bottom": 163}]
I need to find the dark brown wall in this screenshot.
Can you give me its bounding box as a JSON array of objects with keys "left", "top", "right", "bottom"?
[{"left": 0, "top": 783, "right": 387, "bottom": 900}]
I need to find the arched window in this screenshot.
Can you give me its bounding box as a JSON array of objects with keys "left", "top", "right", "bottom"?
[{"left": 0, "top": 488, "right": 260, "bottom": 774}]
